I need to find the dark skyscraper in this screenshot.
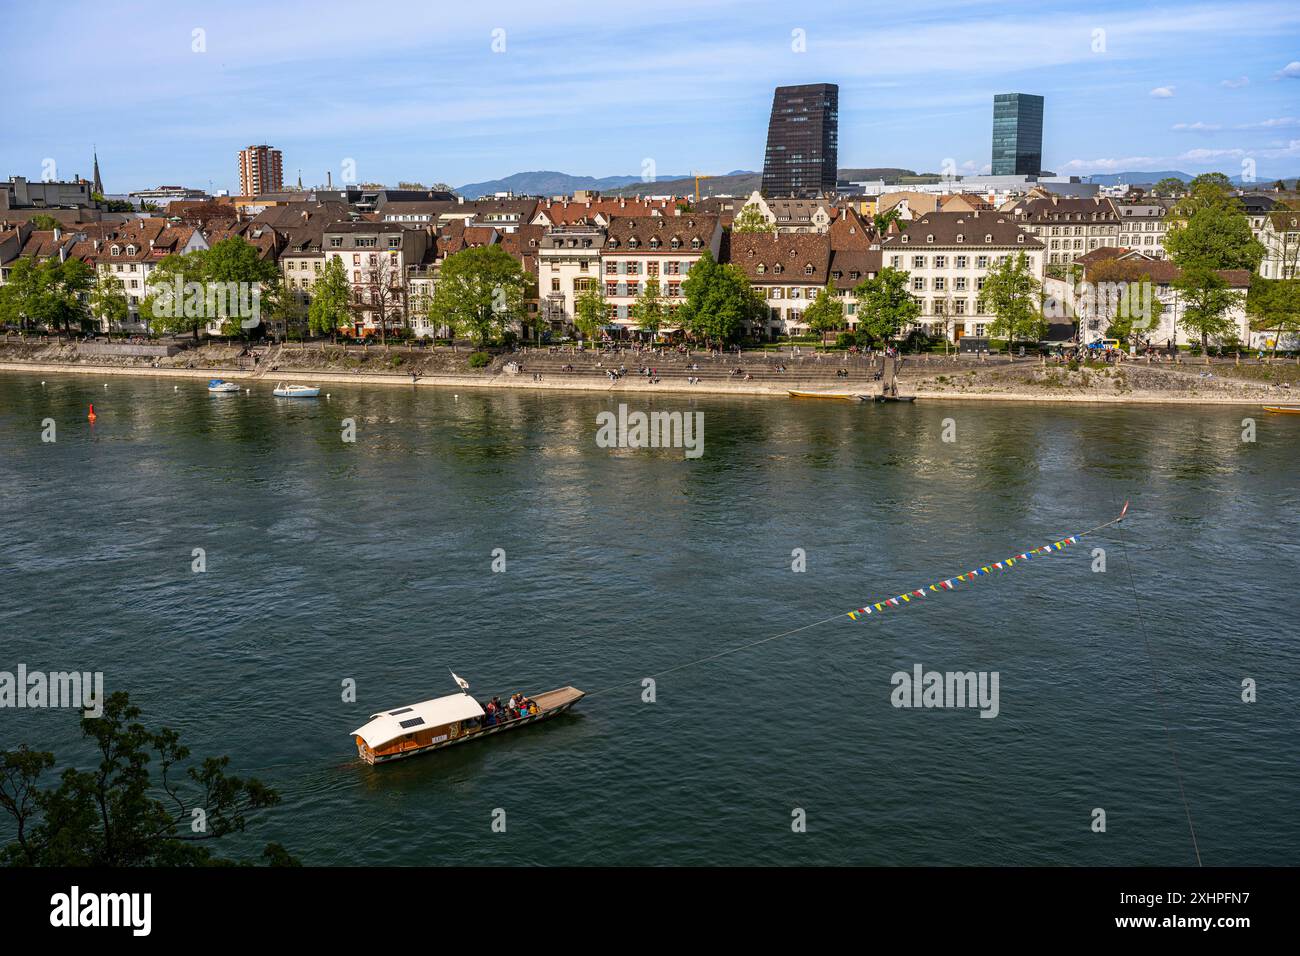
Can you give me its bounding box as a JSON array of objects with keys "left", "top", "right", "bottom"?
[
  {"left": 761, "top": 83, "right": 839, "bottom": 197},
  {"left": 991, "top": 93, "right": 1044, "bottom": 176}
]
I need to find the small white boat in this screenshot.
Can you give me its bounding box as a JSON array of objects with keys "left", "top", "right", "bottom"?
[
  {"left": 272, "top": 383, "right": 320, "bottom": 398},
  {"left": 208, "top": 379, "right": 241, "bottom": 393}
]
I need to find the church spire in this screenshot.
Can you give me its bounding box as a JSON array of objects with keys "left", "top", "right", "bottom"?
[{"left": 92, "top": 146, "right": 103, "bottom": 195}]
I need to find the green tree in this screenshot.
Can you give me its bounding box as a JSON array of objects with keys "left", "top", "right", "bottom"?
[
  {"left": 1103, "top": 272, "right": 1165, "bottom": 347},
  {"left": 0, "top": 692, "right": 292, "bottom": 867},
  {"left": 92, "top": 192, "right": 135, "bottom": 213},
  {"left": 732, "top": 205, "right": 775, "bottom": 234},
  {"left": 1164, "top": 182, "right": 1266, "bottom": 272},
  {"left": 1248, "top": 277, "right": 1300, "bottom": 356},
  {"left": 88, "top": 270, "right": 129, "bottom": 333},
  {"left": 853, "top": 267, "right": 919, "bottom": 346},
  {"left": 1174, "top": 264, "right": 1240, "bottom": 360},
  {"left": 803, "top": 283, "right": 844, "bottom": 339},
  {"left": 977, "top": 253, "right": 1045, "bottom": 355},
  {"left": 1188, "top": 172, "right": 1232, "bottom": 190},
  {"left": 0, "top": 258, "right": 92, "bottom": 334},
  {"left": 573, "top": 278, "right": 606, "bottom": 344},
  {"left": 1151, "top": 178, "right": 1186, "bottom": 198},
  {"left": 29, "top": 214, "right": 61, "bottom": 231},
  {"left": 427, "top": 245, "right": 526, "bottom": 347},
  {"left": 266, "top": 278, "right": 305, "bottom": 341},
  {"left": 873, "top": 206, "right": 904, "bottom": 235},
  {"left": 309, "top": 257, "right": 352, "bottom": 341},
  {"left": 141, "top": 252, "right": 206, "bottom": 339},
  {"left": 677, "top": 251, "right": 765, "bottom": 345},
  {"left": 633, "top": 277, "right": 666, "bottom": 340}
]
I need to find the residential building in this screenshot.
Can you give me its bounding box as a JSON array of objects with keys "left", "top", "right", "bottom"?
[
  {"left": 67, "top": 219, "right": 209, "bottom": 330},
  {"left": 1008, "top": 195, "right": 1121, "bottom": 270},
  {"left": 601, "top": 214, "right": 722, "bottom": 335},
  {"left": 1114, "top": 197, "right": 1172, "bottom": 258},
  {"left": 991, "top": 93, "right": 1044, "bottom": 177},
  {"left": 1258, "top": 208, "right": 1300, "bottom": 280},
  {"left": 728, "top": 232, "right": 832, "bottom": 338},
  {"left": 761, "top": 83, "right": 839, "bottom": 198},
  {"left": 880, "top": 210, "right": 1045, "bottom": 341},
  {"left": 322, "top": 221, "right": 429, "bottom": 336},
  {"left": 1075, "top": 248, "right": 1257, "bottom": 346},
  {"left": 736, "top": 191, "right": 836, "bottom": 233},
  {"left": 538, "top": 225, "right": 605, "bottom": 332},
  {"left": 1, "top": 175, "right": 95, "bottom": 210},
  {"left": 238, "top": 145, "right": 283, "bottom": 196}
]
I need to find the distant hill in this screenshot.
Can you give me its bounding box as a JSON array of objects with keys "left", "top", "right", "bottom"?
[
  {"left": 608, "top": 168, "right": 936, "bottom": 198},
  {"left": 1080, "top": 170, "right": 1299, "bottom": 188},
  {"left": 455, "top": 170, "right": 690, "bottom": 199}
]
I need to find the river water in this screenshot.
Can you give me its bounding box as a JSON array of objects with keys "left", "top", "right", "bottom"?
[{"left": 1, "top": 371, "right": 1296, "bottom": 865}]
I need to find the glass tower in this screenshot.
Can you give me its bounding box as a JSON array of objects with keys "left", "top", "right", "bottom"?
[
  {"left": 761, "top": 84, "right": 839, "bottom": 198},
  {"left": 991, "top": 94, "right": 1044, "bottom": 177}
]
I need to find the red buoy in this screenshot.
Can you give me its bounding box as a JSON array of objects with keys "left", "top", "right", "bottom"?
[{"left": 88, "top": 404, "right": 97, "bottom": 422}]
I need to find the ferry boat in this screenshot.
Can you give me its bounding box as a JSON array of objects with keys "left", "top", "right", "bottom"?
[
  {"left": 1262, "top": 405, "right": 1300, "bottom": 414},
  {"left": 352, "top": 685, "right": 585, "bottom": 765},
  {"left": 208, "top": 379, "right": 241, "bottom": 393},
  {"left": 272, "top": 383, "right": 321, "bottom": 398}
]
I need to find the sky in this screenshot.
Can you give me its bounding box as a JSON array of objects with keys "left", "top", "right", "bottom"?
[{"left": 3, "top": 0, "right": 1299, "bottom": 193}]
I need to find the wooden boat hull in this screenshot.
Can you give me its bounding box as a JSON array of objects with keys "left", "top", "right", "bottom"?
[
  {"left": 1262, "top": 405, "right": 1300, "bottom": 414},
  {"left": 873, "top": 395, "right": 916, "bottom": 403},
  {"left": 788, "top": 390, "right": 860, "bottom": 401},
  {"left": 356, "top": 686, "right": 584, "bottom": 765}
]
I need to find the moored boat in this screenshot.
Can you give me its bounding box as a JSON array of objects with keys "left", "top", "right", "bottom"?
[
  {"left": 272, "top": 382, "right": 321, "bottom": 398},
  {"left": 352, "top": 683, "right": 585, "bottom": 765},
  {"left": 787, "top": 389, "right": 860, "bottom": 401},
  {"left": 208, "top": 379, "right": 241, "bottom": 393},
  {"left": 1262, "top": 405, "right": 1300, "bottom": 414}
]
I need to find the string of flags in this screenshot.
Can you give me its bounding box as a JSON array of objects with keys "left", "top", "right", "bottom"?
[{"left": 844, "top": 519, "right": 1109, "bottom": 621}]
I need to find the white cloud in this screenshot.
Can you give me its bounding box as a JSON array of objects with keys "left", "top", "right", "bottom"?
[
  {"left": 1057, "top": 157, "right": 1162, "bottom": 173},
  {"left": 1221, "top": 75, "right": 1250, "bottom": 88},
  {"left": 1150, "top": 86, "right": 1176, "bottom": 98},
  {"left": 1172, "top": 121, "right": 1222, "bottom": 130},
  {"left": 1236, "top": 117, "right": 1300, "bottom": 129},
  {"left": 1278, "top": 61, "right": 1300, "bottom": 78}
]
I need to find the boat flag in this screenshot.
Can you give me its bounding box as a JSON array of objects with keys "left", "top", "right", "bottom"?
[
  {"left": 844, "top": 504, "right": 1129, "bottom": 622},
  {"left": 450, "top": 670, "right": 470, "bottom": 691}
]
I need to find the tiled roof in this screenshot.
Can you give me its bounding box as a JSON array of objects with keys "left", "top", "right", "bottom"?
[
  {"left": 603, "top": 214, "right": 718, "bottom": 251},
  {"left": 881, "top": 210, "right": 1042, "bottom": 249},
  {"left": 727, "top": 232, "right": 831, "bottom": 284}
]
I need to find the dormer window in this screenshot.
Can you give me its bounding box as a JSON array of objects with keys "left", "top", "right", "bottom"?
[
  {"left": 757, "top": 263, "right": 766, "bottom": 274},
  {"left": 608, "top": 238, "right": 619, "bottom": 248},
  {"left": 125, "top": 245, "right": 135, "bottom": 255},
  {"left": 900, "top": 235, "right": 909, "bottom": 244},
  {"left": 926, "top": 235, "right": 934, "bottom": 243},
  {"left": 956, "top": 234, "right": 964, "bottom": 243},
  {"left": 110, "top": 245, "right": 120, "bottom": 255},
  {"left": 691, "top": 238, "right": 701, "bottom": 249},
  {"left": 1016, "top": 234, "right": 1024, "bottom": 243},
  {"left": 773, "top": 263, "right": 783, "bottom": 275},
  {"left": 629, "top": 237, "right": 639, "bottom": 248},
  {"left": 985, "top": 234, "right": 992, "bottom": 243},
  {"left": 670, "top": 238, "right": 680, "bottom": 249},
  {"left": 804, "top": 264, "right": 814, "bottom": 276},
  {"left": 649, "top": 237, "right": 660, "bottom": 249}
]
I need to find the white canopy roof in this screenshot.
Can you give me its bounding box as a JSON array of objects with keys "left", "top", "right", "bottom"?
[{"left": 352, "top": 693, "right": 485, "bottom": 749}]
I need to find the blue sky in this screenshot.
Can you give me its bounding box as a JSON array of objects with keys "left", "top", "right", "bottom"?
[{"left": 4, "top": 0, "right": 1298, "bottom": 193}]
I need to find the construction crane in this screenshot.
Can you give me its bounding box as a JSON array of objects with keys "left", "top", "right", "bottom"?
[{"left": 692, "top": 172, "right": 713, "bottom": 203}]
